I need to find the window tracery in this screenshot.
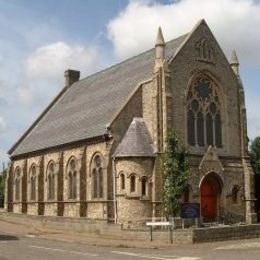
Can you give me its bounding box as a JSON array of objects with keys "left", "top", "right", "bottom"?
[{"left": 187, "top": 77, "right": 222, "bottom": 148}]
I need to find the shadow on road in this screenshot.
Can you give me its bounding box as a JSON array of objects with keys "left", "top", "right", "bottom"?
[{"left": 0, "top": 234, "right": 19, "bottom": 241}]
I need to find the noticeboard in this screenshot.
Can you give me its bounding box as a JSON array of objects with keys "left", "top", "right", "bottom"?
[{"left": 181, "top": 203, "right": 200, "bottom": 219}]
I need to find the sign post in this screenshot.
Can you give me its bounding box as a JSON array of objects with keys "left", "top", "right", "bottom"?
[{"left": 181, "top": 203, "right": 200, "bottom": 227}]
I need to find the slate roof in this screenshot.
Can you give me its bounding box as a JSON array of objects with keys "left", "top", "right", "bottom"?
[
  {"left": 9, "top": 33, "right": 188, "bottom": 157},
  {"left": 114, "top": 118, "right": 154, "bottom": 157}
]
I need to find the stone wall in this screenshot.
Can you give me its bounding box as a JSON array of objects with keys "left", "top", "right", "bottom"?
[
  {"left": 63, "top": 202, "right": 81, "bottom": 217},
  {"left": 87, "top": 202, "right": 105, "bottom": 219},
  {"left": 169, "top": 22, "right": 241, "bottom": 158},
  {"left": 2, "top": 212, "right": 260, "bottom": 244},
  {"left": 8, "top": 140, "right": 114, "bottom": 220},
  {"left": 12, "top": 203, "right": 22, "bottom": 214},
  {"left": 115, "top": 157, "right": 154, "bottom": 226},
  {"left": 27, "top": 203, "right": 38, "bottom": 215},
  {"left": 44, "top": 203, "right": 58, "bottom": 216},
  {"left": 193, "top": 224, "right": 260, "bottom": 242}
]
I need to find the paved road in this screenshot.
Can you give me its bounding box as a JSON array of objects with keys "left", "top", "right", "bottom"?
[{"left": 0, "top": 231, "right": 260, "bottom": 260}]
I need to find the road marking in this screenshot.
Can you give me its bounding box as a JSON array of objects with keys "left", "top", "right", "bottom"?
[
  {"left": 111, "top": 251, "right": 200, "bottom": 260},
  {"left": 0, "top": 241, "right": 7, "bottom": 243},
  {"left": 215, "top": 242, "right": 260, "bottom": 250},
  {"left": 28, "top": 245, "right": 98, "bottom": 257}
]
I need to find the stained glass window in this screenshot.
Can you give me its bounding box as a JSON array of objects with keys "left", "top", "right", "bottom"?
[{"left": 187, "top": 77, "right": 222, "bottom": 148}]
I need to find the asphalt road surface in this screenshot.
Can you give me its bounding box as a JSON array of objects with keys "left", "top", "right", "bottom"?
[{"left": 0, "top": 232, "right": 260, "bottom": 260}]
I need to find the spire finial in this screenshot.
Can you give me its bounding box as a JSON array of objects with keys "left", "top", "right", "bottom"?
[
  {"left": 230, "top": 50, "right": 239, "bottom": 76},
  {"left": 155, "top": 27, "right": 165, "bottom": 47},
  {"left": 155, "top": 27, "right": 165, "bottom": 63}
]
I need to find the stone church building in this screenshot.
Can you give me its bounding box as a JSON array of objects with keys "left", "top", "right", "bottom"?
[{"left": 5, "top": 20, "right": 257, "bottom": 226}]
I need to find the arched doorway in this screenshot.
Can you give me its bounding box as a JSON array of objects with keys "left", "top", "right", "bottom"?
[{"left": 200, "top": 173, "right": 222, "bottom": 222}]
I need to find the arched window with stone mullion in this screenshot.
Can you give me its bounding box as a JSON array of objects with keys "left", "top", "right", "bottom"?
[
  {"left": 187, "top": 77, "right": 222, "bottom": 148},
  {"left": 67, "top": 158, "right": 77, "bottom": 200},
  {"left": 92, "top": 154, "right": 104, "bottom": 199},
  {"left": 30, "top": 165, "right": 37, "bottom": 201}
]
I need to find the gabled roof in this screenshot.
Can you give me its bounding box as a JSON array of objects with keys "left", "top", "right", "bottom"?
[
  {"left": 114, "top": 118, "right": 154, "bottom": 157},
  {"left": 9, "top": 32, "right": 189, "bottom": 157}
]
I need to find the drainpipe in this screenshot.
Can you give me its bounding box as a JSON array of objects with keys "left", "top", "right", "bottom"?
[{"left": 112, "top": 157, "right": 118, "bottom": 223}]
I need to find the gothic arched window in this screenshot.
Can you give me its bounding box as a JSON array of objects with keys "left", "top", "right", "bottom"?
[
  {"left": 120, "top": 173, "right": 125, "bottom": 190},
  {"left": 141, "top": 177, "right": 147, "bottom": 196},
  {"left": 30, "top": 165, "right": 37, "bottom": 201},
  {"left": 92, "top": 155, "right": 103, "bottom": 198},
  {"left": 14, "top": 168, "right": 21, "bottom": 201},
  {"left": 67, "top": 158, "right": 77, "bottom": 200},
  {"left": 187, "top": 77, "right": 222, "bottom": 148},
  {"left": 47, "top": 162, "right": 55, "bottom": 200},
  {"left": 130, "top": 175, "right": 136, "bottom": 193}
]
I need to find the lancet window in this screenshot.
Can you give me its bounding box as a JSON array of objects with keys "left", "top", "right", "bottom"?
[
  {"left": 67, "top": 158, "right": 77, "bottom": 200},
  {"left": 14, "top": 168, "right": 21, "bottom": 201},
  {"left": 47, "top": 162, "right": 55, "bottom": 200},
  {"left": 30, "top": 165, "right": 37, "bottom": 201},
  {"left": 92, "top": 155, "right": 103, "bottom": 198}
]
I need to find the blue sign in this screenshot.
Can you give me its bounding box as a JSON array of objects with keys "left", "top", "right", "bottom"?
[{"left": 181, "top": 203, "right": 200, "bottom": 219}]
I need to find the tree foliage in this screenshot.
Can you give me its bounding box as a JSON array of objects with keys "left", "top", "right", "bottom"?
[
  {"left": 250, "top": 136, "right": 260, "bottom": 175},
  {"left": 162, "top": 130, "right": 189, "bottom": 218},
  {"left": 0, "top": 171, "right": 5, "bottom": 207}
]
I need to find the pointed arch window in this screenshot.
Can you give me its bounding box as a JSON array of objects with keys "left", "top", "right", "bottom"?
[
  {"left": 14, "top": 168, "right": 21, "bottom": 201},
  {"left": 30, "top": 165, "right": 37, "bottom": 201},
  {"left": 120, "top": 173, "right": 125, "bottom": 190},
  {"left": 187, "top": 77, "right": 222, "bottom": 148},
  {"left": 47, "top": 162, "right": 55, "bottom": 200},
  {"left": 141, "top": 177, "right": 147, "bottom": 196},
  {"left": 130, "top": 175, "right": 136, "bottom": 193},
  {"left": 67, "top": 158, "right": 77, "bottom": 200},
  {"left": 92, "top": 155, "right": 103, "bottom": 198}
]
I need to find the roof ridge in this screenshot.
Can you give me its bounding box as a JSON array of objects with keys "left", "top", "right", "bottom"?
[{"left": 78, "top": 33, "right": 189, "bottom": 84}]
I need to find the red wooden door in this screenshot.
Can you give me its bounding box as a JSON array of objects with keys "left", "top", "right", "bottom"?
[{"left": 201, "top": 180, "right": 217, "bottom": 222}]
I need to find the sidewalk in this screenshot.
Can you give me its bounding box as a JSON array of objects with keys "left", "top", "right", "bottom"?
[{"left": 0, "top": 218, "right": 170, "bottom": 249}]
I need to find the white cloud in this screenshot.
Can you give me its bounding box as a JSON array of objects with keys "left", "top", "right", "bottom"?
[
  {"left": 107, "top": 0, "right": 260, "bottom": 62},
  {"left": 17, "top": 41, "right": 98, "bottom": 107},
  {"left": 0, "top": 117, "right": 7, "bottom": 133}
]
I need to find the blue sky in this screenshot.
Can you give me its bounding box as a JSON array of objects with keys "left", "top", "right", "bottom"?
[{"left": 0, "top": 0, "right": 260, "bottom": 165}]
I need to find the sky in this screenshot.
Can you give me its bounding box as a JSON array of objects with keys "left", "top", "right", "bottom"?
[{"left": 0, "top": 0, "right": 260, "bottom": 165}]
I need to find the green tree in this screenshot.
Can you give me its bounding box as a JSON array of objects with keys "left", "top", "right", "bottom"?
[
  {"left": 250, "top": 136, "right": 260, "bottom": 175},
  {"left": 250, "top": 136, "right": 260, "bottom": 217},
  {"left": 0, "top": 170, "right": 5, "bottom": 207},
  {"left": 162, "top": 130, "right": 189, "bottom": 218}
]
